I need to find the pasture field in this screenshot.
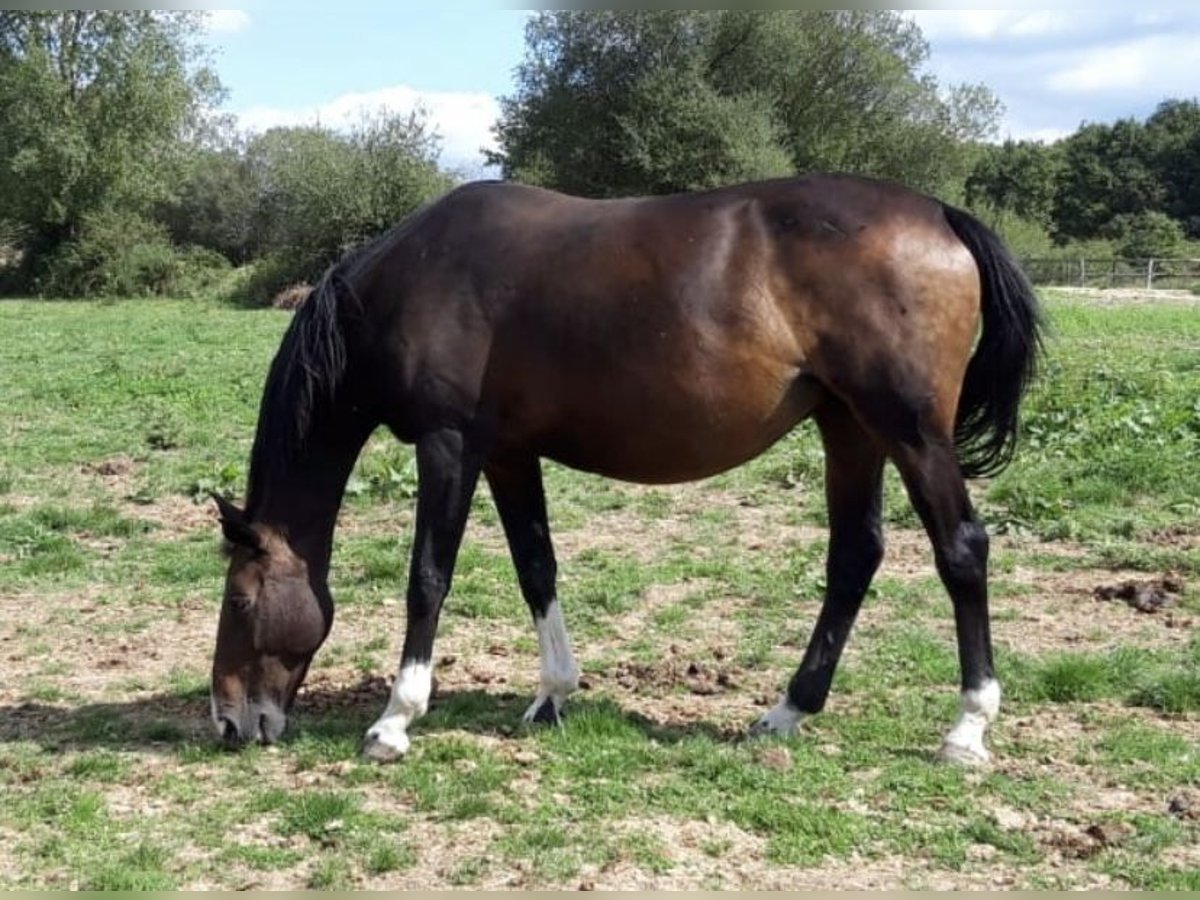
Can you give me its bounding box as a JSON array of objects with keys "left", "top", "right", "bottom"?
[{"left": 0, "top": 290, "right": 1197, "bottom": 889}]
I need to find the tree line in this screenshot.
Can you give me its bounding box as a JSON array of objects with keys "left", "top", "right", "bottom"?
[
  {"left": 967, "top": 100, "right": 1200, "bottom": 260},
  {"left": 1, "top": 11, "right": 1197, "bottom": 300}
]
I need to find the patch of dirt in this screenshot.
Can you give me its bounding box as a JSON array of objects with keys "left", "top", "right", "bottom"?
[
  {"left": 0, "top": 587, "right": 217, "bottom": 709},
  {"left": 79, "top": 453, "right": 217, "bottom": 538},
  {"left": 1168, "top": 791, "right": 1200, "bottom": 822},
  {"left": 1035, "top": 819, "right": 1136, "bottom": 861},
  {"left": 271, "top": 283, "right": 312, "bottom": 311},
  {"left": 1146, "top": 525, "right": 1200, "bottom": 550},
  {"left": 0, "top": 827, "right": 26, "bottom": 888},
  {"left": 1052, "top": 287, "right": 1200, "bottom": 306},
  {"left": 82, "top": 456, "right": 138, "bottom": 479},
  {"left": 124, "top": 494, "right": 216, "bottom": 538},
  {"left": 606, "top": 654, "right": 743, "bottom": 698},
  {"left": 1095, "top": 577, "right": 1185, "bottom": 615},
  {"left": 969, "top": 701, "right": 1200, "bottom": 886},
  {"left": 985, "top": 565, "right": 1195, "bottom": 657}
]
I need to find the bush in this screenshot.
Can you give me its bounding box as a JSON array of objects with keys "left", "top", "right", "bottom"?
[
  {"left": 0, "top": 218, "right": 29, "bottom": 293},
  {"left": 1105, "top": 211, "right": 1188, "bottom": 261},
  {"left": 36, "top": 208, "right": 230, "bottom": 298},
  {"left": 224, "top": 253, "right": 299, "bottom": 307},
  {"left": 243, "top": 111, "right": 454, "bottom": 297},
  {"left": 992, "top": 214, "right": 1056, "bottom": 258}
]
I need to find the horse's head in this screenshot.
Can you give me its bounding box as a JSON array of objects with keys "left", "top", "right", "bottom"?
[{"left": 210, "top": 496, "right": 329, "bottom": 748}]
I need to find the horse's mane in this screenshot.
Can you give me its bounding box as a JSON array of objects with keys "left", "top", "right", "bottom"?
[{"left": 244, "top": 266, "right": 351, "bottom": 515}]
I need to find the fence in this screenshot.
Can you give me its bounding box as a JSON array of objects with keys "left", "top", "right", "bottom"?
[{"left": 1019, "top": 257, "right": 1200, "bottom": 291}]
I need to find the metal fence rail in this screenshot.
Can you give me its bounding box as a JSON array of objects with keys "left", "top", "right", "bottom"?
[{"left": 1019, "top": 258, "right": 1200, "bottom": 290}]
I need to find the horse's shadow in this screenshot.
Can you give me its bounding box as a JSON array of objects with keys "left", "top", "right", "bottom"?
[{"left": 0, "top": 678, "right": 740, "bottom": 756}]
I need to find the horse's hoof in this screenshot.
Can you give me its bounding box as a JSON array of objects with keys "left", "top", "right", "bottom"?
[
  {"left": 523, "top": 696, "right": 564, "bottom": 727},
  {"left": 748, "top": 717, "right": 777, "bottom": 739},
  {"left": 937, "top": 740, "right": 991, "bottom": 767},
  {"left": 361, "top": 728, "right": 409, "bottom": 763},
  {"left": 748, "top": 701, "right": 804, "bottom": 740}
]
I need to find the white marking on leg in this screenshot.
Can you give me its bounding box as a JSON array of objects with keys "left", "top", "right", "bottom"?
[
  {"left": 939, "top": 679, "right": 1001, "bottom": 766},
  {"left": 363, "top": 661, "right": 433, "bottom": 761},
  {"left": 524, "top": 601, "right": 579, "bottom": 724},
  {"left": 210, "top": 692, "right": 222, "bottom": 738},
  {"left": 750, "top": 697, "right": 806, "bottom": 738}
]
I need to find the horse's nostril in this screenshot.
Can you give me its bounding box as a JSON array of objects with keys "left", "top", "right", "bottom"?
[{"left": 220, "top": 717, "right": 242, "bottom": 748}]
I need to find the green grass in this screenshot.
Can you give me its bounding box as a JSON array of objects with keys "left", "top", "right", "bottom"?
[
  {"left": 985, "top": 294, "right": 1200, "bottom": 554},
  {"left": 0, "top": 293, "right": 1198, "bottom": 889}
]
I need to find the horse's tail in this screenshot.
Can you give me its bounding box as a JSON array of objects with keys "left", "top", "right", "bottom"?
[{"left": 941, "top": 204, "right": 1043, "bottom": 479}]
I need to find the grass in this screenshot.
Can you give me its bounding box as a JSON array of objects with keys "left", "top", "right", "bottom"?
[{"left": 0, "top": 291, "right": 1197, "bottom": 889}]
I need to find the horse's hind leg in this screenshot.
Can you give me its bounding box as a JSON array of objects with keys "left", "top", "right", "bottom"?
[
  {"left": 888, "top": 439, "right": 999, "bottom": 765},
  {"left": 752, "top": 401, "right": 885, "bottom": 737},
  {"left": 486, "top": 456, "right": 579, "bottom": 726},
  {"left": 363, "top": 428, "right": 484, "bottom": 762}
]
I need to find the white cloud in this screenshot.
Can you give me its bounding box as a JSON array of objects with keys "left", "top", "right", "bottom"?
[
  {"left": 204, "top": 10, "right": 252, "bottom": 35},
  {"left": 911, "top": 9, "right": 1200, "bottom": 141},
  {"left": 1008, "top": 12, "right": 1073, "bottom": 38},
  {"left": 234, "top": 86, "right": 501, "bottom": 175},
  {"left": 1046, "top": 34, "right": 1200, "bottom": 96},
  {"left": 908, "top": 11, "right": 1073, "bottom": 42}
]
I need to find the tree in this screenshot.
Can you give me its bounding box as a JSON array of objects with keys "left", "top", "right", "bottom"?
[
  {"left": 160, "top": 144, "right": 261, "bottom": 265},
  {"left": 1145, "top": 99, "right": 1200, "bottom": 237},
  {"left": 244, "top": 111, "right": 453, "bottom": 297},
  {"left": 966, "top": 140, "right": 1062, "bottom": 228},
  {"left": 1106, "top": 211, "right": 1187, "bottom": 261},
  {"left": 0, "top": 12, "right": 221, "bottom": 262},
  {"left": 490, "top": 11, "right": 1000, "bottom": 198},
  {"left": 1052, "top": 119, "right": 1165, "bottom": 241}
]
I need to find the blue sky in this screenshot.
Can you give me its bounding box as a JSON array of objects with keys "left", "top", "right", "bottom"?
[{"left": 201, "top": 8, "right": 1200, "bottom": 175}]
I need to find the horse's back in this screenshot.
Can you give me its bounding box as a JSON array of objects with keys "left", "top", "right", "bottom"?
[{"left": 356, "top": 176, "right": 981, "bottom": 481}]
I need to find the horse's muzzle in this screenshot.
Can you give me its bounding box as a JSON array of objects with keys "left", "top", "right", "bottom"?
[{"left": 214, "top": 704, "right": 286, "bottom": 749}]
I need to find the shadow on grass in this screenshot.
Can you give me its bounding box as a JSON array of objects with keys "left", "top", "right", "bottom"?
[{"left": 0, "top": 678, "right": 741, "bottom": 756}]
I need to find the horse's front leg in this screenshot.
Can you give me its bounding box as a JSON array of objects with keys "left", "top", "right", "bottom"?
[
  {"left": 486, "top": 455, "right": 579, "bottom": 726},
  {"left": 363, "top": 429, "right": 483, "bottom": 762}
]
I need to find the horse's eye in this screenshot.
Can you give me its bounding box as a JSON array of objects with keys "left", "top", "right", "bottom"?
[{"left": 230, "top": 593, "right": 255, "bottom": 613}]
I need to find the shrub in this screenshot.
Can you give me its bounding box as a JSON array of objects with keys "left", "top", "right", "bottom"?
[
  {"left": 36, "top": 208, "right": 230, "bottom": 298},
  {"left": 1105, "top": 211, "right": 1188, "bottom": 261},
  {"left": 241, "top": 111, "right": 454, "bottom": 301},
  {"left": 0, "top": 218, "right": 29, "bottom": 293},
  {"left": 225, "top": 252, "right": 299, "bottom": 307}
]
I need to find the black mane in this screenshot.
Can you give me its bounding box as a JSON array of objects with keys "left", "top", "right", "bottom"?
[{"left": 245, "top": 268, "right": 349, "bottom": 516}]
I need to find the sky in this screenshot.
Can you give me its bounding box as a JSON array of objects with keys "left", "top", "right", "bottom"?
[{"left": 200, "top": 8, "right": 1200, "bottom": 176}]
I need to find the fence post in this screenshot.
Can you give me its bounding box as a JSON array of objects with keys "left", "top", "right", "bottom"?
[
  {"left": 1080, "top": 258, "right": 1086, "bottom": 288},
  {"left": 1147, "top": 259, "right": 1155, "bottom": 291}
]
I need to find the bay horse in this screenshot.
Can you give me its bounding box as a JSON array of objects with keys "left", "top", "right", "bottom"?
[{"left": 210, "top": 174, "right": 1041, "bottom": 765}]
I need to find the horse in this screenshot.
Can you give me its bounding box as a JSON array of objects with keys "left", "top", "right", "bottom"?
[{"left": 209, "top": 174, "right": 1041, "bottom": 765}]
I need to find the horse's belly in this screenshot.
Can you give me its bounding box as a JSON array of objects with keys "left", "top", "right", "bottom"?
[{"left": 537, "top": 374, "right": 826, "bottom": 485}]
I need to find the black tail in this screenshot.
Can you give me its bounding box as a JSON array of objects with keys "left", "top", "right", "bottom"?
[{"left": 941, "top": 204, "right": 1043, "bottom": 479}]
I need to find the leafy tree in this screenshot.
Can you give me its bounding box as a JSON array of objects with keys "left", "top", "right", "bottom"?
[
  {"left": 490, "top": 11, "right": 1000, "bottom": 198},
  {"left": 966, "top": 139, "right": 1062, "bottom": 228},
  {"left": 1052, "top": 119, "right": 1165, "bottom": 241},
  {"left": 0, "top": 11, "right": 222, "bottom": 266},
  {"left": 243, "top": 111, "right": 453, "bottom": 298},
  {"left": 159, "top": 144, "right": 261, "bottom": 265},
  {"left": 1105, "top": 210, "right": 1187, "bottom": 261},
  {"left": 1145, "top": 99, "right": 1200, "bottom": 237}
]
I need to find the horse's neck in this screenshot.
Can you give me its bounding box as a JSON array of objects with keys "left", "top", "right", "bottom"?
[{"left": 247, "top": 406, "right": 373, "bottom": 582}]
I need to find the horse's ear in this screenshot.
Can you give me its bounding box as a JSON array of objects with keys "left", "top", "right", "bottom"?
[{"left": 211, "top": 493, "right": 263, "bottom": 553}]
